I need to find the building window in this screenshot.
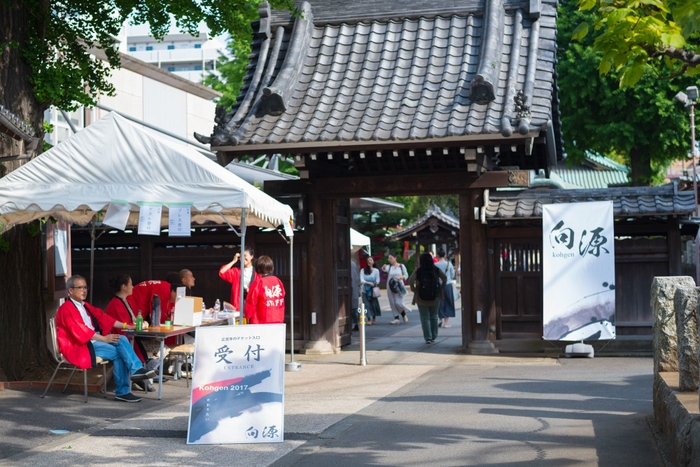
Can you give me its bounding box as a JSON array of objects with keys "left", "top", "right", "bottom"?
[
  {"left": 167, "top": 66, "right": 176, "bottom": 72},
  {"left": 194, "top": 65, "right": 203, "bottom": 71},
  {"left": 146, "top": 46, "right": 153, "bottom": 51},
  {"left": 128, "top": 46, "right": 136, "bottom": 52},
  {"left": 167, "top": 45, "right": 175, "bottom": 50},
  {"left": 194, "top": 44, "right": 202, "bottom": 49}
]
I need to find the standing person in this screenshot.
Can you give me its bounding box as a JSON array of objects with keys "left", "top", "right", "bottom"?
[
  {"left": 219, "top": 247, "right": 256, "bottom": 312},
  {"left": 360, "top": 257, "right": 381, "bottom": 325},
  {"left": 350, "top": 259, "right": 361, "bottom": 331},
  {"left": 407, "top": 253, "right": 447, "bottom": 344},
  {"left": 435, "top": 248, "right": 456, "bottom": 328},
  {"left": 383, "top": 253, "right": 410, "bottom": 324},
  {"left": 245, "top": 255, "right": 286, "bottom": 324},
  {"left": 55, "top": 275, "right": 156, "bottom": 403}
]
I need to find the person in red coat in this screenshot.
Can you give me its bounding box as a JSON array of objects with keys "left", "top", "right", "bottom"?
[
  {"left": 245, "top": 255, "right": 286, "bottom": 324},
  {"left": 219, "top": 247, "right": 257, "bottom": 311},
  {"left": 127, "top": 273, "right": 179, "bottom": 325},
  {"left": 55, "top": 275, "right": 156, "bottom": 402}
]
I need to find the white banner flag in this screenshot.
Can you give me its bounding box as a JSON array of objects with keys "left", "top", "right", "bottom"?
[
  {"left": 543, "top": 201, "right": 615, "bottom": 341},
  {"left": 103, "top": 200, "right": 131, "bottom": 231},
  {"left": 137, "top": 203, "right": 162, "bottom": 236},
  {"left": 187, "top": 324, "right": 285, "bottom": 445},
  {"left": 168, "top": 204, "right": 191, "bottom": 237}
]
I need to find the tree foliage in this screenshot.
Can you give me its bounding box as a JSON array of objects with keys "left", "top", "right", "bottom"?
[
  {"left": 558, "top": 1, "right": 695, "bottom": 185},
  {"left": 203, "top": 34, "right": 252, "bottom": 109},
  {"left": 2, "top": 0, "right": 292, "bottom": 112},
  {"left": 574, "top": 0, "right": 700, "bottom": 86}
]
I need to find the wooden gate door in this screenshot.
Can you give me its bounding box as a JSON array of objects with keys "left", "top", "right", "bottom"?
[
  {"left": 333, "top": 199, "right": 352, "bottom": 347},
  {"left": 495, "top": 239, "right": 543, "bottom": 339}
]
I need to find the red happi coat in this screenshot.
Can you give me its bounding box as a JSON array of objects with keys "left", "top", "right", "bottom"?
[
  {"left": 55, "top": 299, "right": 117, "bottom": 370},
  {"left": 106, "top": 296, "right": 146, "bottom": 362},
  {"left": 245, "top": 275, "right": 286, "bottom": 324},
  {"left": 219, "top": 264, "right": 257, "bottom": 311},
  {"left": 127, "top": 280, "right": 173, "bottom": 324}
]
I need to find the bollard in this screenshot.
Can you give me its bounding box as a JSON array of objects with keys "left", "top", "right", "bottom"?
[{"left": 359, "top": 303, "right": 367, "bottom": 366}]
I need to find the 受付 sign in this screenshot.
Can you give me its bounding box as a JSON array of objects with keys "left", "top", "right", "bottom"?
[{"left": 187, "top": 324, "right": 285, "bottom": 444}]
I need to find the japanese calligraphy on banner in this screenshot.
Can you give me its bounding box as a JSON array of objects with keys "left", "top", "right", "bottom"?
[
  {"left": 137, "top": 203, "right": 162, "bottom": 236},
  {"left": 187, "top": 324, "right": 285, "bottom": 445},
  {"left": 543, "top": 201, "right": 616, "bottom": 341},
  {"left": 168, "top": 204, "right": 191, "bottom": 237}
]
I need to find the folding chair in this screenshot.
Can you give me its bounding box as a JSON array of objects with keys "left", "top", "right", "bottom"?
[
  {"left": 41, "top": 317, "right": 109, "bottom": 403},
  {"left": 169, "top": 344, "right": 194, "bottom": 387}
]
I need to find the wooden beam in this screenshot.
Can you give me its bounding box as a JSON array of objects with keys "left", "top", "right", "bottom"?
[{"left": 266, "top": 171, "right": 514, "bottom": 198}]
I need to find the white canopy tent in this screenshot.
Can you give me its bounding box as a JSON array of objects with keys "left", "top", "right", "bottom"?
[
  {"left": 350, "top": 228, "right": 371, "bottom": 255},
  {"left": 0, "top": 112, "right": 296, "bottom": 332}
]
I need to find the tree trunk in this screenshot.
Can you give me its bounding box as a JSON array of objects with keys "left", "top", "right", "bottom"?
[
  {"left": 628, "top": 147, "right": 653, "bottom": 186},
  {"left": 0, "top": 226, "right": 50, "bottom": 380},
  {"left": 1, "top": 2, "right": 52, "bottom": 380}
]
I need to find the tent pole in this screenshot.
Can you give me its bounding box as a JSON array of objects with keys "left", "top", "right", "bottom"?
[
  {"left": 239, "top": 208, "right": 247, "bottom": 325},
  {"left": 286, "top": 234, "right": 300, "bottom": 371},
  {"left": 89, "top": 223, "right": 95, "bottom": 303}
]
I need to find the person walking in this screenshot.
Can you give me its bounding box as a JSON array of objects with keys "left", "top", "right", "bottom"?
[
  {"left": 407, "top": 253, "right": 447, "bottom": 344},
  {"left": 383, "top": 253, "right": 411, "bottom": 324},
  {"left": 360, "top": 257, "right": 381, "bottom": 325},
  {"left": 435, "top": 248, "right": 456, "bottom": 328}
]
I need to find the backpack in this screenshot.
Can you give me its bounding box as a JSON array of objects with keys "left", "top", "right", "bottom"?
[
  {"left": 388, "top": 278, "right": 401, "bottom": 293},
  {"left": 417, "top": 267, "right": 440, "bottom": 301}
]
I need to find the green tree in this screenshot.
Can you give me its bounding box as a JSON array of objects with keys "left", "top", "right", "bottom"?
[
  {"left": 0, "top": 0, "right": 291, "bottom": 381},
  {"left": 558, "top": 1, "right": 694, "bottom": 185},
  {"left": 573, "top": 0, "right": 700, "bottom": 86},
  {"left": 203, "top": 38, "right": 252, "bottom": 109}
]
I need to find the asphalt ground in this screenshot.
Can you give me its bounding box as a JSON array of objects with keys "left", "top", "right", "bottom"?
[{"left": 0, "top": 294, "right": 664, "bottom": 466}]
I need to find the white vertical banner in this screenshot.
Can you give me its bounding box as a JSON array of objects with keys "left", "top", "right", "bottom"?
[
  {"left": 187, "top": 324, "right": 285, "bottom": 445},
  {"left": 168, "top": 204, "right": 191, "bottom": 237},
  {"left": 137, "top": 203, "right": 162, "bottom": 236},
  {"left": 543, "top": 201, "right": 616, "bottom": 341},
  {"left": 103, "top": 200, "right": 131, "bottom": 231}
]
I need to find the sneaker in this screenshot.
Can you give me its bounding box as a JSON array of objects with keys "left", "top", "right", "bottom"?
[
  {"left": 390, "top": 319, "right": 400, "bottom": 325},
  {"left": 353, "top": 325, "right": 359, "bottom": 331},
  {"left": 115, "top": 392, "right": 143, "bottom": 403},
  {"left": 443, "top": 324, "right": 451, "bottom": 328},
  {"left": 402, "top": 314, "right": 409, "bottom": 323},
  {"left": 438, "top": 320, "right": 443, "bottom": 327},
  {"left": 131, "top": 368, "right": 157, "bottom": 381},
  {"left": 425, "top": 340, "right": 432, "bottom": 344}
]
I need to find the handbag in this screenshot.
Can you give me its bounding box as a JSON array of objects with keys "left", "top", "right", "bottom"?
[{"left": 372, "top": 286, "right": 381, "bottom": 298}]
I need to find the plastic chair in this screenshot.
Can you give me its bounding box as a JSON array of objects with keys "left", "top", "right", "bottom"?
[
  {"left": 169, "top": 344, "right": 194, "bottom": 387},
  {"left": 41, "top": 317, "right": 109, "bottom": 403}
]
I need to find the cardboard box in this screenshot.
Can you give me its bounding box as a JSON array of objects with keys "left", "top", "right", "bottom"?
[{"left": 173, "top": 296, "right": 203, "bottom": 326}]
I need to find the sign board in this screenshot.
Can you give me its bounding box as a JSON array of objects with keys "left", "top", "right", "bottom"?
[
  {"left": 542, "top": 201, "right": 616, "bottom": 341},
  {"left": 168, "top": 204, "right": 191, "bottom": 237},
  {"left": 174, "top": 296, "right": 203, "bottom": 326},
  {"left": 187, "top": 324, "right": 285, "bottom": 444},
  {"left": 137, "top": 203, "right": 162, "bottom": 236}
]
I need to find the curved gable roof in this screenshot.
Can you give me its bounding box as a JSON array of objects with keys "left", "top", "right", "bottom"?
[{"left": 202, "top": 0, "right": 559, "bottom": 155}]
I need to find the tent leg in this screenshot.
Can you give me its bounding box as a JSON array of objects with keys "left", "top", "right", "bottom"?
[
  {"left": 286, "top": 235, "right": 300, "bottom": 371},
  {"left": 239, "top": 208, "right": 246, "bottom": 325}
]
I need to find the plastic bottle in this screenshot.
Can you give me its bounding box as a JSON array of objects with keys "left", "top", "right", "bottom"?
[
  {"left": 213, "top": 299, "right": 220, "bottom": 320},
  {"left": 151, "top": 294, "right": 161, "bottom": 326},
  {"left": 135, "top": 310, "right": 143, "bottom": 332}
]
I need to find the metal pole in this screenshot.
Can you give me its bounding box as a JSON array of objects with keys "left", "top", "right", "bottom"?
[
  {"left": 89, "top": 223, "right": 95, "bottom": 304},
  {"left": 286, "top": 235, "right": 301, "bottom": 371},
  {"left": 359, "top": 302, "right": 367, "bottom": 366},
  {"left": 691, "top": 101, "right": 699, "bottom": 285},
  {"left": 239, "top": 208, "right": 247, "bottom": 325}
]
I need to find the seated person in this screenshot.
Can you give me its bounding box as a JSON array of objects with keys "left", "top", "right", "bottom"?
[
  {"left": 105, "top": 273, "right": 155, "bottom": 392},
  {"left": 245, "top": 255, "right": 286, "bottom": 324},
  {"left": 219, "top": 247, "right": 256, "bottom": 311},
  {"left": 179, "top": 269, "right": 195, "bottom": 296},
  {"left": 127, "top": 272, "right": 180, "bottom": 325},
  {"left": 56, "top": 275, "right": 156, "bottom": 403}
]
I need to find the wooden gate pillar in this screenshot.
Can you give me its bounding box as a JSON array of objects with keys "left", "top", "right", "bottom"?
[
  {"left": 300, "top": 193, "right": 338, "bottom": 354},
  {"left": 460, "top": 190, "right": 498, "bottom": 353}
]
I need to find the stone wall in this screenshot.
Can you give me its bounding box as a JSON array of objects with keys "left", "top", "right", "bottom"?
[
  {"left": 653, "top": 373, "right": 700, "bottom": 467},
  {"left": 651, "top": 276, "right": 695, "bottom": 374},
  {"left": 674, "top": 286, "right": 700, "bottom": 392}
]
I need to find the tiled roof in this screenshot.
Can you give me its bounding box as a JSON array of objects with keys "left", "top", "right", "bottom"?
[
  {"left": 387, "top": 204, "right": 459, "bottom": 239},
  {"left": 201, "top": 0, "right": 559, "bottom": 153},
  {"left": 552, "top": 168, "right": 629, "bottom": 189},
  {"left": 484, "top": 185, "right": 695, "bottom": 220},
  {"left": 584, "top": 152, "right": 629, "bottom": 173}
]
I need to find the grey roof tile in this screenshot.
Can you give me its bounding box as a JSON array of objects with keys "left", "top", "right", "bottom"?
[{"left": 212, "top": 0, "right": 559, "bottom": 151}]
